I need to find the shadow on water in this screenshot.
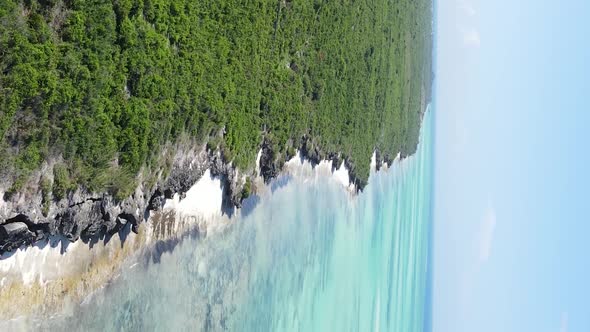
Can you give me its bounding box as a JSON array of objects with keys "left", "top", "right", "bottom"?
[
  {"left": 239, "top": 175, "right": 292, "bottom": 219},
  {"left": 145, "top": 226, "right": 203, "bottom": 265},
  {"left": 240, "top": 194, "right": 260, "bottom": 219},
  {"left": 219, "top": 174, "right": 236, "bottom": 218},
  {"left": 270, "top": 174, "right": 291, "bottom": 193}
]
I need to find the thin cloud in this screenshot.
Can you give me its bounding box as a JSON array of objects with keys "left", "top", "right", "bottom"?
[
  {"left": 463, "top": 28, "right": 481, "bottom": 47},
  {"left": 458, "top": 0, "right": 477, "bottom": 17},
  {"left": 456, "top": 0, "right": 480, "bottom": 47},
  {"left": 479, "top": 203, "right": 496, "bottom": 262}
]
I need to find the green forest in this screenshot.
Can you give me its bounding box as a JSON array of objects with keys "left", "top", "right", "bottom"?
[{"left": 0, "top": 0, "right": 432, "bottom": 200}]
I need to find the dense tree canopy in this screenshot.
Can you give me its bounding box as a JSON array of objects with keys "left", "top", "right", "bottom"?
[{"left": 0, "top": 0, "right": 432, "bottom": 200}]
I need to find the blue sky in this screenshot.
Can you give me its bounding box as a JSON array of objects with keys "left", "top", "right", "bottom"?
[{"left": 434, "top": 0, "right": 590, "bottom": 331}]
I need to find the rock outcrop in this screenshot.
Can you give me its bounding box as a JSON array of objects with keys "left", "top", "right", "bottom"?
[
  {"left": 0, "top": 221, "right": 36, "bottom": 253},
  {"left": 0, "top": 138, "right": 397, "bottom": 255},
  {"left": 0, "top": 146, "right": 244, "bottom": 255}
]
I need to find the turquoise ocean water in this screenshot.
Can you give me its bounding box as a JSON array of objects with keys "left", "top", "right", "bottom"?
[{"left": 44, "top": 107, "right": 433, "bottom": 331}]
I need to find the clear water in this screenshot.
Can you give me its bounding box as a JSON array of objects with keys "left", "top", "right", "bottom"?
[{"left": 43, "top": 107, "right": 433, "bottom": 331}]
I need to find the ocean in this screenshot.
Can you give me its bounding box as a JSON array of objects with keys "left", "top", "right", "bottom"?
[{"left": 33, "top": 106, "right": 434, "bottom": 331}]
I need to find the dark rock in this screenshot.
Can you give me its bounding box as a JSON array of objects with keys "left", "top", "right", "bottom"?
[
  {"left": 327, "top": 152, "right": 342, "bottom": 171},
  {"left": 1, "top": 222, "right": 29, "bottom": 237},
  {"left": 259, "top": 139, "right": 278, "bottom": 183},
  {"left": 345, "top": 158, "right": 367, "bottom": 190},
  {"left": 118, "top": 213, "right": 137, "bottom": 226},
  {"left": 299, "top": 136, "right": 323, "bottom": 166},
  {"left": 164, "top": 189, "right": 173, "bottom": 199},
  {"left": 289, "top": 61, "right": 299, "bottom": 73},
  {"left": 0, "top": 222, "right": 35, "bottom": 253},
  {"left": 4, "top": 214, "right": 53, "bottom": 235},
  {"left": 55, "top": 210, "right": 77, "bottom": 241},
  {"left": 147, "top": 189, "right": 165, "bottom": 212},
  {"left": 4, "top": 214, "right": 30, "bottom": 226},
  {"left": 375, "top": 149, "right": 383, "bottom": 171},
  {"left": 383, "top": 153, "right": 394, "bottom": 167}
]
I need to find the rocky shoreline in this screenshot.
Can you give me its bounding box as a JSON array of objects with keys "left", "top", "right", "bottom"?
[{"left": 0, "top": 139, "right": 396, "bottom": 257}]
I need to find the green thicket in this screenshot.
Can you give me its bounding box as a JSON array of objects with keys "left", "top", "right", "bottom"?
[{"left": 0, "top": 0, "right": 432, "bottom": 198}]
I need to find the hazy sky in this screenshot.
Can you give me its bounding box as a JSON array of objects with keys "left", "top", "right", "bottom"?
[{"left": 434, "top": 0, "right": 590, "bottom": 331}]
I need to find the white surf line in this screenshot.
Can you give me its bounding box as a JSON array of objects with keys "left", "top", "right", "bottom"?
[
  {"left": 255, "top": 149, "right": 263, "bottom": 176},
  {"left": 283, "top": 151, "right": 357, "bottom": 192}
]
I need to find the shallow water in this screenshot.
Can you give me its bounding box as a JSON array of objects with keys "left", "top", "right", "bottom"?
[{"left": 14, "top": 108, "right": 433, "bottom": 332}]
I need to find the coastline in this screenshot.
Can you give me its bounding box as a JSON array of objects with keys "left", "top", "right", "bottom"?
[
  {"left": 0, "top": 148, "right": 400, "bottom": 321},
  {"left": 0, "top": 138, "right": 399, "bottom": 257}
]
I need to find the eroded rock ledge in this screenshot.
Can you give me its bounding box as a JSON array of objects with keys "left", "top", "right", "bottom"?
[{"left": 0, "top": 140, "right": 396, "bottom": 256}]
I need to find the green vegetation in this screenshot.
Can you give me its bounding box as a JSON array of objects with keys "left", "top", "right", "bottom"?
[
  {"left": 241, "top": 176, "right": 252, "bottom": 200},
  {"left": 40, "top": 176, "right": 51, "bottom": 216},
  {"left": 52, "top": 163, "right": 71, "bottom": 200},
  {"left": 0, "top": 0, "right": 432, "bottom": 197}
]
